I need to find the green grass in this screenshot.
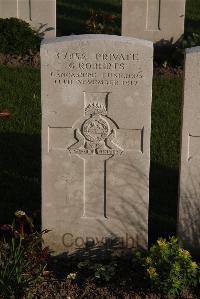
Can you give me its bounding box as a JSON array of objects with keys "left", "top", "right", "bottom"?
[
  {"left": 185, "top": 0, "right": 200, "bottom": 35},
  {"left": 0, "top": 65, "right": 183, "bottom": 243},
  {"left": 57, "top": 0, "right": 121, "bottom": 36},
  {"left": 0, "top": 66, "right": 41, "bottom": 225},
  {"left": 149, "top": 76, "right": 182, "bottom": 243}
]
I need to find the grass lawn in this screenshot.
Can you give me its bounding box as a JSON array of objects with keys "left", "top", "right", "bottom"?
[
  {"left": 185, "top": 0, "right": 200, "bottom": 35},
  {"left": 0, "top": 64, "right": 182, "bottom": 244},
  {"left": 57, "top": 0, "right": 122, "bottom": 36},
  {"left": 150, "top": 75, "right": 182, "bottom": 243},
  {"left": 0, "top": 66, "right": 41, "bottom": 226}
]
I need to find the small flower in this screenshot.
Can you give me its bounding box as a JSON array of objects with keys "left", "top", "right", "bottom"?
[
  {"left": 15, "top": 210, "right": 26, "bottom": 218},
  {"left": 146, "top": 257, "right": 152, "bottom": 265},
  {"left": 43, "top": 270, "right": 50, "bottom": 277},
  {"left": 157, "top": 239, "right": 168, "bottom": 249},
  {"left": 0, "top": 111, "right": 11, "bottom": 118},
  {"left": 13, "top": 230, "right": 20, "bottom": 238},
  {"left": 163, "top": 61, "right": 168, "bottom": 68},
  {"left": 191, "top": 261, "right": 198, "bottom": 270},
  {"left": 178, "top": 249, "right": 191, "bottom": 258},
  {"left": 147, "top": 267, "right": 158, "bottom": 278},
  {"left": 67, "top": 272, "right": 77, "bottom": 280}
]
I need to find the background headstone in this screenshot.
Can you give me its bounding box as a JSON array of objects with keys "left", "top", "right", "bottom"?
[
  {"left": 122, "top": 0, "right": 186, "bottom": 44},
  {"left": 178, "top": 47, "right": 200, "bottom": 254},
  {"left": 41, "top": 35, "right": 153, "bottom": 254},
  {"left": 0, "top": 0, "right": 18, "bottom": 18},
  {"left": 0, "top": 0, "right": 56, "bottom": 38}
]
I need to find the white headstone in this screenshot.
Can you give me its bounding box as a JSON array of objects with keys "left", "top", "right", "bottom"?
[
  {"left": 178, "top": 47, "right": 200, "bottom": 254},
  {"left": 41, "top": 35, "right": 153, "bottom": 254},
  {"left": 122, "top": 0, "right": 186, "bottom": 44},
  {"left": 0, "top": 0, "right": 56, "bottom": 38},
  {"left": 0, "top": 0, "right": 18, "bottom": 18}
]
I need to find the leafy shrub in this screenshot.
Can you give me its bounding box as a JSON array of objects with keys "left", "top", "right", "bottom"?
[
  {"left": 154, "top": 32, "right": 200, "bottom": 68},
  {"left": 144, "top": 237, "right": 199, "bottom": 297},
  {"left": 174, "top": 32, "right": 200, "bottom": 65},
  {"left": 0, "top": 18, "right": 41, "bottom": 56},
  {"left": 180, "top": 32, "right": 200, "bottom": 49},
  {"left": 0, "top": 211, "right": 49, "bottom": 298}
]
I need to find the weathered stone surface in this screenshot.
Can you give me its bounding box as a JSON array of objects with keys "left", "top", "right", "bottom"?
[
  {"left": 178, "top": 47, "right": 200, "bottom": 254},
  {"left": 0, "top": 0, "right": 56, "bottom": 38},
  {"left": 122, "top": 0, "right": 185, "bottom": 44},
  {"left": 0, "top": 0, "right": 18, "bottom": 18},
  {"left": 41, "top": 35, "right": 153, "bottom": 254}
]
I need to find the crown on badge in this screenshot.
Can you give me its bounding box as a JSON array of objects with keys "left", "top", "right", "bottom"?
[{"left": 85, "top": 103, "right": 107, "bottom": 116}]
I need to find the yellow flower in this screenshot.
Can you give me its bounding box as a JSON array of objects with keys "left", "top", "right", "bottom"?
[
  {"left": 67, "top": 272, "right": 77, "bottom": 280},
  {"left": 157, "top": 239, "right": 167, "bottom": 249},
  {"left": 146, "top": 257, "right": 152, "bottom": 265},
  {"left": 147, "top": 267, "right": 158, "bottom": 278},
  {"left": 178, "top": 249, "right": 191, "bottom": 258},
  {"left": 191, "top": 262, "right": 198, "bottom": 270},
  {"left": 15, "top": 210, "right": 26, "bottom": 218}
]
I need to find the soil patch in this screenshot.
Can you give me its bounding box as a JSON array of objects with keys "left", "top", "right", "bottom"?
[
  {"left": 0, "top": 52, "right": 40, "bottom": 68},
  {"left": 28, "top": 278, "right": 198, "bottom": 299}
]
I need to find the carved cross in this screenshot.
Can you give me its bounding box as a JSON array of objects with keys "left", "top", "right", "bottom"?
[
  {"left": 17, "top": 0, "right": 32, "bottom": 20},
  {"left": 28, "top": 0, "right": 32, "bottom": 21},
  {"left": 146, "top": 0, "right": 161, "bottom": 31},
  {"left": 49, "top": 92, "right": 143, "bottom": 218}
]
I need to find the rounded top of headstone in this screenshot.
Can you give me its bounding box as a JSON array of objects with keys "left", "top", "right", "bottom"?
[
  {"left": 186, "top": 46, "right": 200, "bottom": 55},
  {"left": 41, "top": 34, "right": 153, "bottom": 49}
]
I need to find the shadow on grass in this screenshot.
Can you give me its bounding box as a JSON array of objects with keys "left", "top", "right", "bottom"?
[
  {"left": 57, "top": 0, "right": 122, "bottom": 36},
  {"left": 185, "top": 0, "right": 200, "bottom": 35},
  {"left": 0, "top": 133, "right": 41, "bottom": 226},
  {"left": 185, "top": 18, "right": 200, "bottom": 35},
  {"left": 149, "top": 162, "right": 178, "bottom": 245}
]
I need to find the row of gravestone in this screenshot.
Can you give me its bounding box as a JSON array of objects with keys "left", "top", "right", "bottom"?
[
  {"left": 1, "top": 0, "right": 186, "bottom": 43},
  {"left": 41, "top": 34, "right": 200, "bottom": 255}
]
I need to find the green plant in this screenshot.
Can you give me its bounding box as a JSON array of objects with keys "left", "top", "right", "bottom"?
[
  {"left": 144, "top": 237, "right": 199, "bottom": 297},
  {"left": 0, "top": 211, "right": 49, "bottom": 299},
  {"left": 181, "top": 32, "right": 200, "bottom": 49},
  {"left": 154, "top": 31, "right": 200, "bottom": 68},
  {"left": 0, "top": 17, "right": 41, "bottom": 56},
  {"left": 169, "top": 32, "right": 200, "bottom": 66},
  {"left": 78, "top": 259, "right": 117, "bottom": 282}
]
